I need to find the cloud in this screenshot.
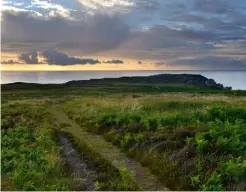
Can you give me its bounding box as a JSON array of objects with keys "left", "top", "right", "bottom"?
[
  {"left": 192, "top": 0, "right": 230, "bottom": 14},
  {"left": 161, "top": 0, "right": 246, "bottom": 41},
  {"left": 134, "top": 0, "right": 159, "bottom": 12},
  {"left": 1, "top": 60, "right": 21, "bottom": 64},
  {"left": 42, "top": 50, "right": 100, "bottom": 65},
  {"left": 1, "top": 5, "right": 42, "bottom": 16},
  {"left": 103, "top": 59, "right": 124, "bottom": 64},
  {"left": 76, "top": 0, "right": 160, "bottom": 14},
  {"left": 167, "top": 56, "right": 246, "bottom": 70},
  {"left": 1, "top": 10, "right": 129, "bottom": 54},
  {"left": 77, "top": 0, "right": 134, "bottom": 10},
  {"left": 120, "top": 25, "right": 214, "bottom": 51},
  {"left": 4, "top": 50, "right": 126, "bottom": 65},
  {"left": 19, "top": 51, "right": 39, "bottom": 64},
  {"left": 155, "top": 61, "right": 167, "bottom": 66},
  {"left": 167, "top": 14, "right": 246, "bottom": 41},
  {"left": 28, "top": 0, "right": 71, "bottom": 18},
  {"left": 2, "top": 0, "right": 246, "bottom": 70}
]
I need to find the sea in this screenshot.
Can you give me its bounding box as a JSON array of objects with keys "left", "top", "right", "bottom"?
[{"left": 1, "top": 70, "right": 246, "bottom": 90}]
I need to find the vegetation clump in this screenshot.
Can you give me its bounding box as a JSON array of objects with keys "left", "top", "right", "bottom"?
[{"left": 1, "top": 104, "right": 70, "bottom": 191}]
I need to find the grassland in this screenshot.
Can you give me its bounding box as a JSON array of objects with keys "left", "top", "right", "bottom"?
[
  {"left": 1, "top": 102, "right": 140, "bottom": 191},
  {"left": 63, "top": 93, "right": 246, "bottom": 190},
  {"left": 1, "top": 104, "right": 71, "bottom": 190},
  {"left": 1, "top": 78, "right": 246, "bottom": 191}
]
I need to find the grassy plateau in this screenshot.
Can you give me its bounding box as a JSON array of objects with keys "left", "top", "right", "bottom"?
[{"left": 1, "top": 74, "right": 246, "bottom": 191}]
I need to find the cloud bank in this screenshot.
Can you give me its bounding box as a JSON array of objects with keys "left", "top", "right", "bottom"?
[
  {"left": 1, "top": 60, "right": 21, "bottom": 64},
  {"left": 19, "top": 51, "right": 38, "bottom": 64},
  {"left": 166, "top": 56, "right": 246, "bottom": 70},
  {"left": 6, "top": 50, "right": 124, "bottom": 65},
  {"left": 1, "top": 10, "right": 129, "bottom": 54},
  {"left": 42, "top": 50, "right": 100, "bottom": 65},
  {"left": 1, "top": 0, "right": 246, "bottom": 69}
]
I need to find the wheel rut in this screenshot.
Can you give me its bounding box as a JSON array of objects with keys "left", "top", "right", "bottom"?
[
  {"left": 58, "top": 133, "right": 96, "bottom": 191},
  {"left": 51, "top": 106, "right": 169, "bottom": 191}
]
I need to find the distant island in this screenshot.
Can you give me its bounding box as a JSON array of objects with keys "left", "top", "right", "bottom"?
[
  {"left": 2, "top": 74, "right": 232, "bottom": 91},
  {"left": 66, "top": 74, "right": 232, "bottom": 90}
]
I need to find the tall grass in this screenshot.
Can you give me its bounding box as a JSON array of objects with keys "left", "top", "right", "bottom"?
[{"left": 64, "top": 94, "right": 246, "bottom": 190}]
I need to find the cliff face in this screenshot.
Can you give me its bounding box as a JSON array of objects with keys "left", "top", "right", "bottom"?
[
  {"left": 184, "top": 76, "right": 232, "bottom": 90},
  {"left": 65, "top": 74, "right": 232, "bottom": 90}
]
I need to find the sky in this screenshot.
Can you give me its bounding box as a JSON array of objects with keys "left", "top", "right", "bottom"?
[{"left": 1, "top": 0, "right": 246, "bottom": 70}]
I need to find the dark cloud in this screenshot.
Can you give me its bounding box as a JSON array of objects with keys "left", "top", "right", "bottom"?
[
  {"left": 192, "top": 0, "right": 230, "bottom": 14},
  {"left": 1, "top": 60, "right": 21, "bottom": 64},
  {"left": 135, "top": 0, "right": 160, "bottom": 12},
  {"left": 168, "top": 13, "right": 246, "bottom": 40},
  {"left": 3, "top": 50, "right": 126, "bottom": 65},
  {"left": 155, "top": 61, "right": 166, "bottom": 66},
  {"left": 161, "top": 0, "right": 246, "bottom": 44},
  {"left": 103, "top": 60, "right": 124, "bottom": 64},
  {"left": 42, "top": 50, "right": 100, "bottom": 65},
  {"left": 2, "top": 0, "right": 246, "bottom": 70},
  {"left": 120, "top": 25, "right": 214, "bottom": 51},
  {"left": 1, "top": 10, "right": 129, "bottom": 53},
  {"left": 163, "top": 0, "right": 231, "bottom": 16},
  {"left": 19, "top": 51, "right": 38, "bottom": 64},
  {"left": 167, "top": 56, "right": 246, "bottom": 70}
]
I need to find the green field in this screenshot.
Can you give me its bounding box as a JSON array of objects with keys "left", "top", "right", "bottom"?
[{"left": 1, "top": 80, "right": 246, "bottom": 191}]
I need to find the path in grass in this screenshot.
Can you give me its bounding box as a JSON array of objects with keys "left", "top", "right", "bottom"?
[
  {"left": 51, "top": 106, "right": 168, "bottom": 191},
  {"left": 58, "top": 133, "right": 96, "bottom": 190}
]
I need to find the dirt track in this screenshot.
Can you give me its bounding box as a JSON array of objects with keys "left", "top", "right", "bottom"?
[
  {"left": 59, "top": 133, "right": 97, "bottom": 191},
  {"left": 52, "top": 106, "right": 169, "bottom": 191}
]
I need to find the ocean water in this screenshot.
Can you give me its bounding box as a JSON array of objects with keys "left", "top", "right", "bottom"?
[{"left": 1, "top": 70, "right": 246, "bottom": 90}]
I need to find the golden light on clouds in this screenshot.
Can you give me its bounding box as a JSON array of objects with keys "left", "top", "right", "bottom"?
[
  {"left": 1, "top": 62, "right": 160, "bottom": 71},
  {"left": 1, "top": 52, "right": 193, "bottom": 71},
  {"left": 1, "top": 52, "right": 167, "bottom": 71}
]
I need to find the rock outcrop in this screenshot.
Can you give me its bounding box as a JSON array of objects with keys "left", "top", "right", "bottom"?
[{"left": 185, "top": 77, "right": 231, "bottom": 90}]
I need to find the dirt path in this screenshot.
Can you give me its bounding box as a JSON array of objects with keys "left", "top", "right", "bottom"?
[
  {"left": 58, "top": 133, "right": 96, "bottom": 191},
  {"left": 51, "top": 106, "right": 169, "bottom": 191}
]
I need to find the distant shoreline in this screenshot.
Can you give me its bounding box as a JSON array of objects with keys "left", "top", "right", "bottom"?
[
  {"left": 2, "top": 71, "right": 246, "bottom": 90},
  {"left": 1, "top": 74, "right": 232, "bottom": 91}
]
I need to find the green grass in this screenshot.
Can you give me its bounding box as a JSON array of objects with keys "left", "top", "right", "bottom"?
[
  {"left": 2, "top": 82, "right": 246, "bottom": 191},
  {"left": 63, "top": 94, "right": 246, "bottom": 190},
  {"left": 1, "top": 102, "right": 142, "bottom": 191},
  {"left": 3, "top": 82, "right": 246, "bottom": 103},
  {"left": 1, "top": 104, "right": 71, "bottom": 191}
]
